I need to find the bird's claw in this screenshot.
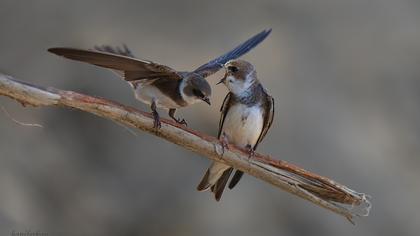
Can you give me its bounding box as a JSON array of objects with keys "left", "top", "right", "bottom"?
[
  {"left": 246, "top": 144, "right": 255, "bottom": 159},
  {"left": 152, "top": 111, "right": 161, "bottom": 129},
  {"left": 219, "top": 133, "right": 230, "bottom": 158},
  {"left": 176, "top": 118, "right": 188, "bottom": 126}
]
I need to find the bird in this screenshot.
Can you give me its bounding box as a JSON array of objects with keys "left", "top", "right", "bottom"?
[
  {"left": 197, "top": 59, "right": 274, "bottom": 201},
  {"left": 48, "top": 29, "right": 272, "bottom": 128}
]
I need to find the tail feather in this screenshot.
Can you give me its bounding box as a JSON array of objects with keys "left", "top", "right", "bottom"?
[
  {"left": 228, "top": 170, "right": 244, "bottom": 189},
  {"left": 197, "top": 169, "right": 211, "bottom": 191},
  {"left": 213, "top": 168, "right": 233, "bottom": 201},
  {"left": 196, "top": 162, "right": 232, "bottom": 200}
]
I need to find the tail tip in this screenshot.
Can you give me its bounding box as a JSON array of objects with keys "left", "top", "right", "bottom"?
[
  {"left": 197, "top": 183, "right": 211, "bottom": 192},
  {"left": 197, "top": 170, "right": 211, "bottom": 191}
]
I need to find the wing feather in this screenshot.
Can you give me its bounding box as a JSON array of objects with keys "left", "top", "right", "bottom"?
[
  {"left": 193, "top": 29, "right": 271, "bottom": 78},
  {"left": 254, "top": 95, "right": 275, "bottom": 150},
  {"left": 48, "top": 47, "right": 182, "bottom": 81},
  {"left": 94, "top": 44, "right": 135, "bottom": 58},
  {"left": 217, "top": 92, "right": 233, "bottom": 138}
]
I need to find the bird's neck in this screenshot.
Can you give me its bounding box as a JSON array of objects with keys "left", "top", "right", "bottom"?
[
  {"left": 179, "top": 79, "right": 199, "bottom": 105},
  {"left": 232, "top": 80, "right": 262, "bottom": 105},
  {"left": 229, "top": 69, "right": 258, "bottom": 96}
]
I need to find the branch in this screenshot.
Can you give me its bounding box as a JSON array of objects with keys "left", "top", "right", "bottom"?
[{"left": 0, "top": 73, "right": 371, "bottom": 223}]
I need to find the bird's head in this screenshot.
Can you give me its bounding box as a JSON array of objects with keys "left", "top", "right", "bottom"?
[
  {"left": 181, "top": 75, "right": 212, "bottom": 105},
  {"left": 218, "top": 60, "right": 257, "bottom": 95}
]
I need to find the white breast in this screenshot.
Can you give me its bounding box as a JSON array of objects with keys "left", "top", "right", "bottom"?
[{"left": 221, "top": 103, "right": 264, "bottom": 148}]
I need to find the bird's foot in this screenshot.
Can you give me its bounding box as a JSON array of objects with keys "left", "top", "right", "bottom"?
[
  {"left": 152, "top": 111, "right": 161, "bottom": 129},
  {"left": 175, "top": 118, "right": 188, "bottom": 126},
  {"left": 219, "top": 132, "right": 230, "bottom": 158},
  {"left": 245, "top": 144, "right": 255, "bottom": 159},
  {"left": 168, "top": 109, "right": 188, "bottom": 126}
]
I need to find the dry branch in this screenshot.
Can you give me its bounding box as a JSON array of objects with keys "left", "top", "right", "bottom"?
[{"left": 0, "top": 73, "right": 371, "bottom": 223}]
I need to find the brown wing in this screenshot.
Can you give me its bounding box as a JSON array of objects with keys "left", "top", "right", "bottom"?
[
  {"left": 94, "top": 44, "right": 135, "bottom": 58},
  {"left": 91, "top": 45, "right": 136, "bottom": 77},
  {"left": 217, "top": 92, "right": 233, "bottom": 138},
  {"left": 48, "top": 47, "right": 182, "bottom": 81},
  {"left": 253, "top": 94, "right": 275, "bottom": 150}
]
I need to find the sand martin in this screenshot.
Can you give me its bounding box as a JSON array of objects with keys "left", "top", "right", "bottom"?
[
  {"left": 197, "top": 59, "right": 275, "bottom": 201},
  {"left": 48, "top": 29, "right": 271, "bottom": 128}
]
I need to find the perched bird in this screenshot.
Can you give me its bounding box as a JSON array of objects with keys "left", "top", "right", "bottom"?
[
  {"left": 48, "top": 29, "right": 271, "bottom": 128},
  {"left": 197, "top": 59, "right": 274, "bottom": 201}
]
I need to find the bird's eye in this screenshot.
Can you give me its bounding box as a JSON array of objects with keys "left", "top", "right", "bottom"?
[
  {"left": 227, "top": 66, "right": 238, "bottom": 73},
  {"left": 192, "top": 89, "right": 204, "bottom": 98}
]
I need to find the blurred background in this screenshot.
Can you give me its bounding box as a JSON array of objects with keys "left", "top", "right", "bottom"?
[{"left": 1, "top": 0, "right": 420, "bottom": 235}]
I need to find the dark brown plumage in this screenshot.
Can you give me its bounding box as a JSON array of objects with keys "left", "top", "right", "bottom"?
[{"left": 48, "top": 48, "right": 181, "bottom": 82}]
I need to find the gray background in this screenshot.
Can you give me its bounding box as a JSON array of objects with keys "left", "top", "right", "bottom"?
[{"left": 1, "top": 0, "right": 420, "bottom": 235}]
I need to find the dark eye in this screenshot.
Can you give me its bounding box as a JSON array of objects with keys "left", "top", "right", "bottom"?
[
  {"left": 192, "top": 89, "right": 204, "bottom": 98},
  {"left": 228, "top": 66, "right": 238, "bottom": 73}
]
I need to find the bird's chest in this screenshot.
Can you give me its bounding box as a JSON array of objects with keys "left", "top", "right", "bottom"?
[{"left": 222, "top": 104, "right": 263, "bottom": 147}]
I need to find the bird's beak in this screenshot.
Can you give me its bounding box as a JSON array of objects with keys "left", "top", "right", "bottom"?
[
  {"left": 217, "top": 73, "right": 227, "bottom": 85},
  {"left": 202, "top": 97, "right": 211, "bottom": 105}
]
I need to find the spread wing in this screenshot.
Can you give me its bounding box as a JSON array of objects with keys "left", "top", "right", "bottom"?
[
  {"left": 254, "top": 95, "right": 274, "bottom": 150},
  {"left": 193, "top": 29, "right": 271, "bottom": 78},
  {"left": 217, "top": 92, "right": 233, "bottom": 138},
  {"left": 94, "top": 44, "right": 136, "bottom": 58},
  {"left": 91, "top": 44, "right": 136, "bottom": 77},
  {"left": 48, "top": 47, "right": 182, "bottom": 81}
]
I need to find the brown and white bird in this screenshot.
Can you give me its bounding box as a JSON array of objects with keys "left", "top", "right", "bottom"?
[
  {"left": 48, "top": 29, "right": 271, "bottom": 128},
  {"left": 197, "top": 59, "right": 274, "bottom": 201}
]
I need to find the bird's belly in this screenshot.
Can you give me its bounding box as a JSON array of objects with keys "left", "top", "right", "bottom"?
[
  {"left": 134, "top": 83, "right": 182, "bottom": 109},
  {"left": 222, "top": 104, "right": 264, "bottom": 148}
]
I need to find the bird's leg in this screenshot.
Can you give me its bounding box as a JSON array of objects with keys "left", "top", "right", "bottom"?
[
  {"left": 151, "top": 100, "right": 161, "bottom": 129},
  {"left": 168, "top": 109, "right": 187, "bottom": 126},
  {"left": 245, "top": 144, "right": 255, "bottom": 159},
  {"left": 219, "top": 132, "right": 230, "bottom": 157}
]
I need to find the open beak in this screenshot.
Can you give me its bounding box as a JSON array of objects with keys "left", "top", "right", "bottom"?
[
  {"left": 217, "top": 73, "right": 228, "bottom": 85},
  {"left": 202, "top": 97, "right": 211, "bottom": 105}
]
